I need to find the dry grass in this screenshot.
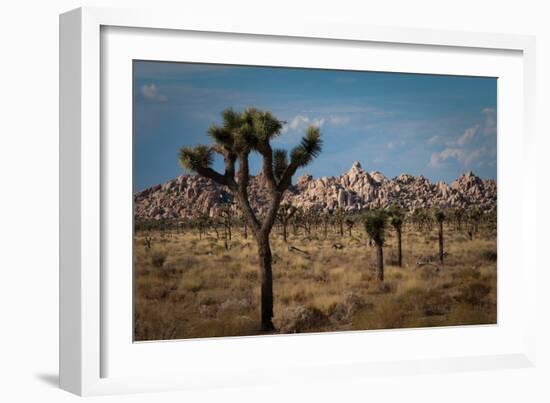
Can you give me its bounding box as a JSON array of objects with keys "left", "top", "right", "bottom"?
[{"left": 134, "top": 223, "right": 497, "bottom": 341}]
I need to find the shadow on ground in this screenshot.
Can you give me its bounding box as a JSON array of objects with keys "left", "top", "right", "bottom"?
[{"left": 35, "top": 373, "right": 59, "bottom": 387}]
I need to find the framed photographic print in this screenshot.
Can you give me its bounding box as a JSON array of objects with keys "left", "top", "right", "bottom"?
[{"left": 60, "top": 7, "right": 537, "bottom": 396}]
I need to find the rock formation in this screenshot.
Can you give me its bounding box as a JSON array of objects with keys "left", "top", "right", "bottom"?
[{"left": 134, "top": 162, "right": 497, "bottom": 221}]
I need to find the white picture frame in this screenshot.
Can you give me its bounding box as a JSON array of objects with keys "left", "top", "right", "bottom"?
[{"left": 59, "top": 6, "right": 537, "bottom": 396}]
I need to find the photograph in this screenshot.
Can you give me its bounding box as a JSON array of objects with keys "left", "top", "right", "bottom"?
[{"left": 132, "top": 61, "right": 497, "bottom": 341}]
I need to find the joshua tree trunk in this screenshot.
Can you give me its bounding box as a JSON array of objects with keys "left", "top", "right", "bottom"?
[
  {"left": 376, "top": 242, "right": 384, "bottom": 282},
  {"left": 257, "top": 236, "right": 275, "bottom": 331},
  {"left": 282, "top": 223, "right": 287, "bottom": 242},
  {"left": 438, "top": 221, "right": 444, "bottom": 263},
  {"left": 396, "top": 227, "right": 402, "bottom": 267}
]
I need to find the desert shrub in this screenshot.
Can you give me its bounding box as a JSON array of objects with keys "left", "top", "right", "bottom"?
[
  {"left": 292, "top": 289, "right": 308, "bottom": 303},
  {"left": 198, "top": 294, "right": 219, "bottom": 306},
  {"left": 151, "top": 249, "right": 168, "bottom": 268},
  {"left": 312, "top": 269, "right": 329, "bottom": 283},
  {"left": 274, "top": 306, "right": 329, "bottom": 333},
  {"left": 219, "top": 298, "right": 252, "bottom": 314},
  {"left": 419, "top": 267, "right": 439, "bottom": 280},
  {"left": 158, "top": 264, "right": 178, "bottom": 278},
  {"left": 481, "top": 250, "right": 497, "bottom": 262},
  {"left": 392, "top": 272, "right": 404, "bottom": 280},
  {"left": 360, "top": 272, "right": 374, "bottom": 283},
  {"left": 243, "top": 270, "right": 258, "bottom": 282},
  {"left": 446, "top": 303, "right": 496, "bottom": 325},
  {"left": 198, "top": 303, "right": 218, "bottom": 318},
  {"left": 328, "top": 292, "right": 370, "bottom": 324},
  {"left": 134, "top": 302, "right": 184, "bottom": 341},
  {"left": 397, "top": 287, "right": 452, "bottom": 316},
  {"left": 182, "top": 278, "right": 204, "bottom": 293},
  {"left": 188, "top": 316, "right": 258, "bottom": 338},
  {"left": 368, "top": 281, "right": 397, "bottom": 295},
  {"left": 452, "top": 267, "right": 481, "bottom": 282},
  {"left": 456, "top": 282, "right": 491, "bottom": 306},
  {"left": 351, "top": 298, "right": 408, "bottom": 330}
]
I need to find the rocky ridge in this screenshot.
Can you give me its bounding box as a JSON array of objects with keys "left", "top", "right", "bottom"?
[{"left": 134, "top": 161, "right": 496, "bottom": 221}]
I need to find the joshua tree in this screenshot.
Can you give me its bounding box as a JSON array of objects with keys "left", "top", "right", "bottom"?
[
  {"left": 345, "top": 218, "right": 354, "bottom": 237},
  {"left": 179, "top": 107, "right": 322, "bottom": 331},
  {"left": 217, "top": 202, "right": 234, "bottom": 246},
  {"left": 321, "top": 210, "right": 330, "bottom": 239},
  {"left": 195, "top": 212, "right": 210, "bottom": 240},
  {"left": 467, "top": 207, "right": 482, "bottom": 238},
  {"left": 453, "top": 207, "right": 465, "bottom": 230},
  {"left": 434, "top": 209, "right": 446, "bottom": 263},
  {"left": 388, "top": 205, "right": 404, "bottom": 267},
  {"left": 334, "top": 207, "right": 345, "bottom": 237},
  {"left": 365, "top": 209, "right": 387, "bottom": 281},
  {"left": 276, "top": 203, "right": 297, "bottom": 242}
]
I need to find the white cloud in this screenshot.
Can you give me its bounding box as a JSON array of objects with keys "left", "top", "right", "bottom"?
[
  {"left": 329, "top": 115, "right": 351, "bottom": 126},
  {"left": 311, "top": 117, "right": 326, "bottom": 128},
  {"left": 288, "top": 115, "right": 309, "bottom": 130},
  {"left": 429, "top": 147, "right": 486, "bottom": 168},
  {"left": 482, "top": 107, "right": 497, "bottom": 136},
  {"left": 286, "top": 115, "right": 326, "bottom": 132},
  {"left": 457, "top": 125, "right": 479, "bottom": 146},
  {"left": 428, "top": 106, "right": 496, "bottom": 168},
  {"left": 286, "top": 114, "right": 349, "bottom": 131},
  {"left": 141, "top": 83, "right": 168, "bottom": 102}
]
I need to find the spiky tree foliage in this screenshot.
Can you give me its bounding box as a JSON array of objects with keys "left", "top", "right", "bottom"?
[
  {"left": 276, "top": 203, "right": 297, "bottom": 242},
  {"left": 388, "top": 205, "right": 404, "bottom": 267},
  {"left": 365, "top": 209, "right": 388, "bottom": 281},
  {"left": 179, "top": 107, "right": 322, "bottom": 331},
  {"left": 434, "top": 209, "right": 446, "bottom": 263}
]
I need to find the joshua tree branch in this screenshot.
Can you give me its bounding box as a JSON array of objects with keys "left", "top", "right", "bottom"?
[
  {"left": 194, "top": 165, "right": 232, "bottom": 188},
  {"left": 236, "top": 153, "right": 260, "bottom": 235},
  {"left": 258, "top": 142, "right": 278, "bottom": 191},
  {"left": 261, "top": 191, "right": 284, "bottom": 235},
  {"left": 277, "top": 161, "right": 299, "bottom": 192}
]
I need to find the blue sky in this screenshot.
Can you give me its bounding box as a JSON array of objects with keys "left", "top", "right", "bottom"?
[{"left": 134, "top": 61, "right": 497, "bottom": 192}]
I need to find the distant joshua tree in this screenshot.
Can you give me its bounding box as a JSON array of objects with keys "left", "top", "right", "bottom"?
[
  {"left": 434, "top": 209, "right": 446, "bottom": 263},
  {"left": 467, "top": 207, "right": 483, "bottom": 239},
  {"left": 334, "top": 207, "right": 345, "bottom": 237},
  {"left": 179, "top": 107, "right": 322, "bottom": 331},
  {"left": 388, "top": 205, "right": 404, "bottom": 267},
  {"left": 365, "top": 209, "right": 387, "bottom": 281},
  {"left": 345, "top": 218, "right": 354, "bottom": 237},
  {"left": 453, "top": 207, "right": 465, "bottom": 230},
  {"left": 276, "top": 203, "right": 297, "bottom": 242},
  {"left": 195, "top": 212, "right": 210, "bottom": 240},
  {"left": 321, "top": 210, "right": 330, "bottom": 240},
  {"left": 218, "top": 202, "right": 234, "bottom": 247}
]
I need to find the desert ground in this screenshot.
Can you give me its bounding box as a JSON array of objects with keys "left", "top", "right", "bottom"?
[{"left": 134, "top": 217, "right": 497, "bottom": 341}]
